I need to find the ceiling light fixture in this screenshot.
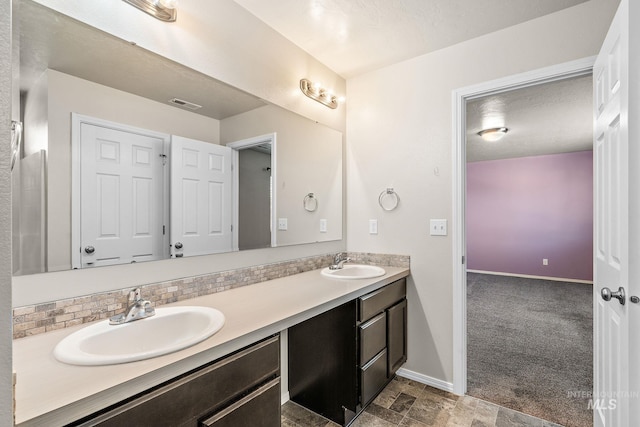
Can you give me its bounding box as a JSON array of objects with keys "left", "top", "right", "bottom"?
[
  {"left": 477, "top": 127, "right": 508, "bottom": 142},
  {"left": 122, "top": 0, "right": 177, "bottom": 22},
  {"left": 300, "top": 79, "right": 342, "bottom": 109}
]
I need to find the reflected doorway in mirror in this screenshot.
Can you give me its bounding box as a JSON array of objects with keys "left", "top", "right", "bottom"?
[{"left": 227, "top": 134, "right": 277, "bottom": 251}]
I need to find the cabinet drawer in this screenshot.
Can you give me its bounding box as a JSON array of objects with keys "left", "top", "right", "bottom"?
[
  {"left": 359, "top": 278, "right": 406, "bottom": 321},
  {"left": 360, "top": 349, "right": 387, "bottom": 406},
  {"left": 359, "top": 312, "right": 386, "bottom": 365},
  {"left": 77, "top": 335, "right": 280, "bottom": 427},
  {"left": 199, "top": 378, "right": 281, "bottom": 427}
]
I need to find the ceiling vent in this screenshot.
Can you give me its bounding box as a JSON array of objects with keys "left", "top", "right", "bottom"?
[{"left": 168, "top": 98, "right": 202, "bottom": 110}]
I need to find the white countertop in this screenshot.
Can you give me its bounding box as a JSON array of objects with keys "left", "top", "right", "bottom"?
[{"left": 13, "top": 266, "right": 409, "bottom": 426}]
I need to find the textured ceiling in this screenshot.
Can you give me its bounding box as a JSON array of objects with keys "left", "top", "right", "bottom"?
[
  {"left": 233, "top": 0, "right": 589, "bottom": 78},
  {"left": 466, "top": 74, "right": 593, "bottom": 162}
]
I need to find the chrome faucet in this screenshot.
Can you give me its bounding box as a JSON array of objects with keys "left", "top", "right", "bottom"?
[
  {"left": 109, "top": 288, "right": 155, "bottom": 325},
  {"left": 329, "top": 252, "right": 351, "bottom": 270}
]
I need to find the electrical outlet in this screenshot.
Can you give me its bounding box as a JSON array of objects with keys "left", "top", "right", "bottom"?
[
  {"left": 369, "top": 219, "right": 378, "bottom": 235},
  {"left": 430, "top": 219, "right": 447, "bottom": 236},
  {"left": 320, "top": 219, "right": 327, "bottom": 233},
  {"left": 278, "top": 218, "right": 288, "bottom": 231},
  {"left": 543, "top": 258, "right": 549, "bottom": 266}
]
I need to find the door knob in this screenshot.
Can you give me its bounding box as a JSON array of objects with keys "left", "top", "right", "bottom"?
[
  {"left": 84, "top": 246, "right": 95, "bottom": 254},
  {"left": 174, "top": 242, "right": 183, "bottom": 250},
  {"left": 601, "top": 286, "right": 626, "bottom": 305}
]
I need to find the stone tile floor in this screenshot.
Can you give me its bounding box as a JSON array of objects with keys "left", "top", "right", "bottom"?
[{"left": 282, "top": 376, "right": 563, "bottom": 427}]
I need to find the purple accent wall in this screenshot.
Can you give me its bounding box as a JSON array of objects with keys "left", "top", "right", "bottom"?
[{"left": 466, "top": 151, "right": 593, "bottom": 281}]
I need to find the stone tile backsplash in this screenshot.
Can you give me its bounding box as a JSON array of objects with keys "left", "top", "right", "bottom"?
[
  {"left": 348, "top": 252, "right": 410, "bottom": 268},
  {"left": 13, "top": 252, "right": 409, "bottom": 339}
]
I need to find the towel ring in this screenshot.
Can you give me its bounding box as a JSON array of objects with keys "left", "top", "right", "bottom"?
[
  {"left": 378, "top": 188, "right": 400, "bottom": 211},
  {"left": 303, "top": 193, "right": 318, "bottom": 212}
]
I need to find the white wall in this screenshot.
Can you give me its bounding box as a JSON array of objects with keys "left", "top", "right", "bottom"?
[
  {"left": 346, "top": 0, "right": 617, "bottom": 384},
  {"left": 221, "top": 105, "right": 343, "bottom": 246},
  {"left": 1, "top": 0, "right": 14, "bottom": 423}
]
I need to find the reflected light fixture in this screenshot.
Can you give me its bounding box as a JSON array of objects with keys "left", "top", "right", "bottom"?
[
  {"left": 123, "top": 0, "right": 177, "bottom": 22},
  {"left": 477, "top": 127, "right": 508, "bottom": 142},
  {"left": 300, "top": 79, "right": 342, "bottom": 109}
]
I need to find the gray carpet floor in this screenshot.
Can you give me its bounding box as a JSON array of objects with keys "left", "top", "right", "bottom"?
[{"left": 466, "top": 272, "right": 593, "bottom": 427}]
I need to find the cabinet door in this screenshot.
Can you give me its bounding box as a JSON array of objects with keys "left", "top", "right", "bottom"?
[
  {"left": 387, "top": 299, "right": 407, "bottom": 376},
  {"left": 199, "top": 378, "right": 280, "bottom": 427},
  {"left": 288, "top": 300, "right": 358, "bottom": 426}
]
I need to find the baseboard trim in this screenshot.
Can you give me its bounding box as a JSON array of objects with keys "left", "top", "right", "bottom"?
[
  {"left": 283, "top": 371, "right": 455, "bottom": 405},
  {"left": 396, "top": 368, "right": 457, "bottom": 394},
  {"left": 467, "top": 269, "right": 593, "bottom": 285}
]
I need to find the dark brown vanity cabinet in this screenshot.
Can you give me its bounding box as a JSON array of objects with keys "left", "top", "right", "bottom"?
[
  {"left": 358, "top": 278, "right": 407, "bottom": 406},
  {"left": 69, "top": 335, "right": 281, "bottom": 427},
  {"left": 289, "top": 278, "right": 407, "bottom": 426}
]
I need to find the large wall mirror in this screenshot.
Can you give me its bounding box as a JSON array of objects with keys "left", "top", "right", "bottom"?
[{"left": 12, "top": 0, "right": 343, "bottom": 276}]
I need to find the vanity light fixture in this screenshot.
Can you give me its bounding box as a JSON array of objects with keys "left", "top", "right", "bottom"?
[
  {"left": 300, "top": 79, "right": 342, "bottom": 109},
  {"left": 122, "top": 0, "right": 177, "bottom": 22},
  {"left": 477, "top": 127, "right": 508, "bottom": 142}
]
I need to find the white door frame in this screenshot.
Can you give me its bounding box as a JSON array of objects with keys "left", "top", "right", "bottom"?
[
  {"left": 71, "top": 114, "right": 171, "bottom": 269},
  {"left": 451, "top": 57, "right": 596, "bottom": 395},
  {"left": 226, "top": 133, "right": 277, "bottom": 251}
]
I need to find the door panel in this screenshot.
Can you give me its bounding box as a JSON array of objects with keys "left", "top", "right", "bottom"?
[
  {"left": 593, "top": 1, "right": 630, "bottom": 426},
  {"left": 170, "top": 136, "right": 233, "bottom": 257},
  {"left": 79, "top": 123, "right": 166, "bottom": 268},
  {"left": 208, "top": 181, "right": 224, "bottom": 233}
]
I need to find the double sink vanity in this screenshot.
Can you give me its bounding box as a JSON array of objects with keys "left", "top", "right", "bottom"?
[{"left": 13, "top": 263, "right": 410, "bottom": 426}]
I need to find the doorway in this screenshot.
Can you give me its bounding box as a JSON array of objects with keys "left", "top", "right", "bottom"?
[
  {"left": 464, "top": 74, "right": 594, "bottom": 426},
  {"left": 452, "top": 57, "right": 596, "bottom": 409},
  {"left": 227, "top": 133, "right": 277, "bottom": 251}
]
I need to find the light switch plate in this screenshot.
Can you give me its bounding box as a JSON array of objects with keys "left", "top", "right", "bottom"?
[
  {"left": 320, "top": 219, "right": 327, "bottom": 233},
  {"left": 430, "top": 219, "right": 447, "bottom": 236},
  {"left": 369, "top": 219, "right": 378, "bottom": 235},
  {"left": 278, "top": 218, "right": 288, "bottom": 230}
]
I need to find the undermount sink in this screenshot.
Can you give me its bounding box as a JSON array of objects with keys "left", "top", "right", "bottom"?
[
  {"left": 321, "top": 264, "right": 386, "bottom": 280},
  {"left": 54, "top": 306, "right": 225, "bottom": 366}
]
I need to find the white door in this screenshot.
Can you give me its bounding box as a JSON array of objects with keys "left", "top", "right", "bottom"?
[
  {"left": 593, "top": 0, "right": 637, "bottom": 425},
  {"left": 79, "top": 122, "right": 167, "bottom": 268},
  {"left": 170, "top": 136, "right": 233, "bottom": 257}
]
